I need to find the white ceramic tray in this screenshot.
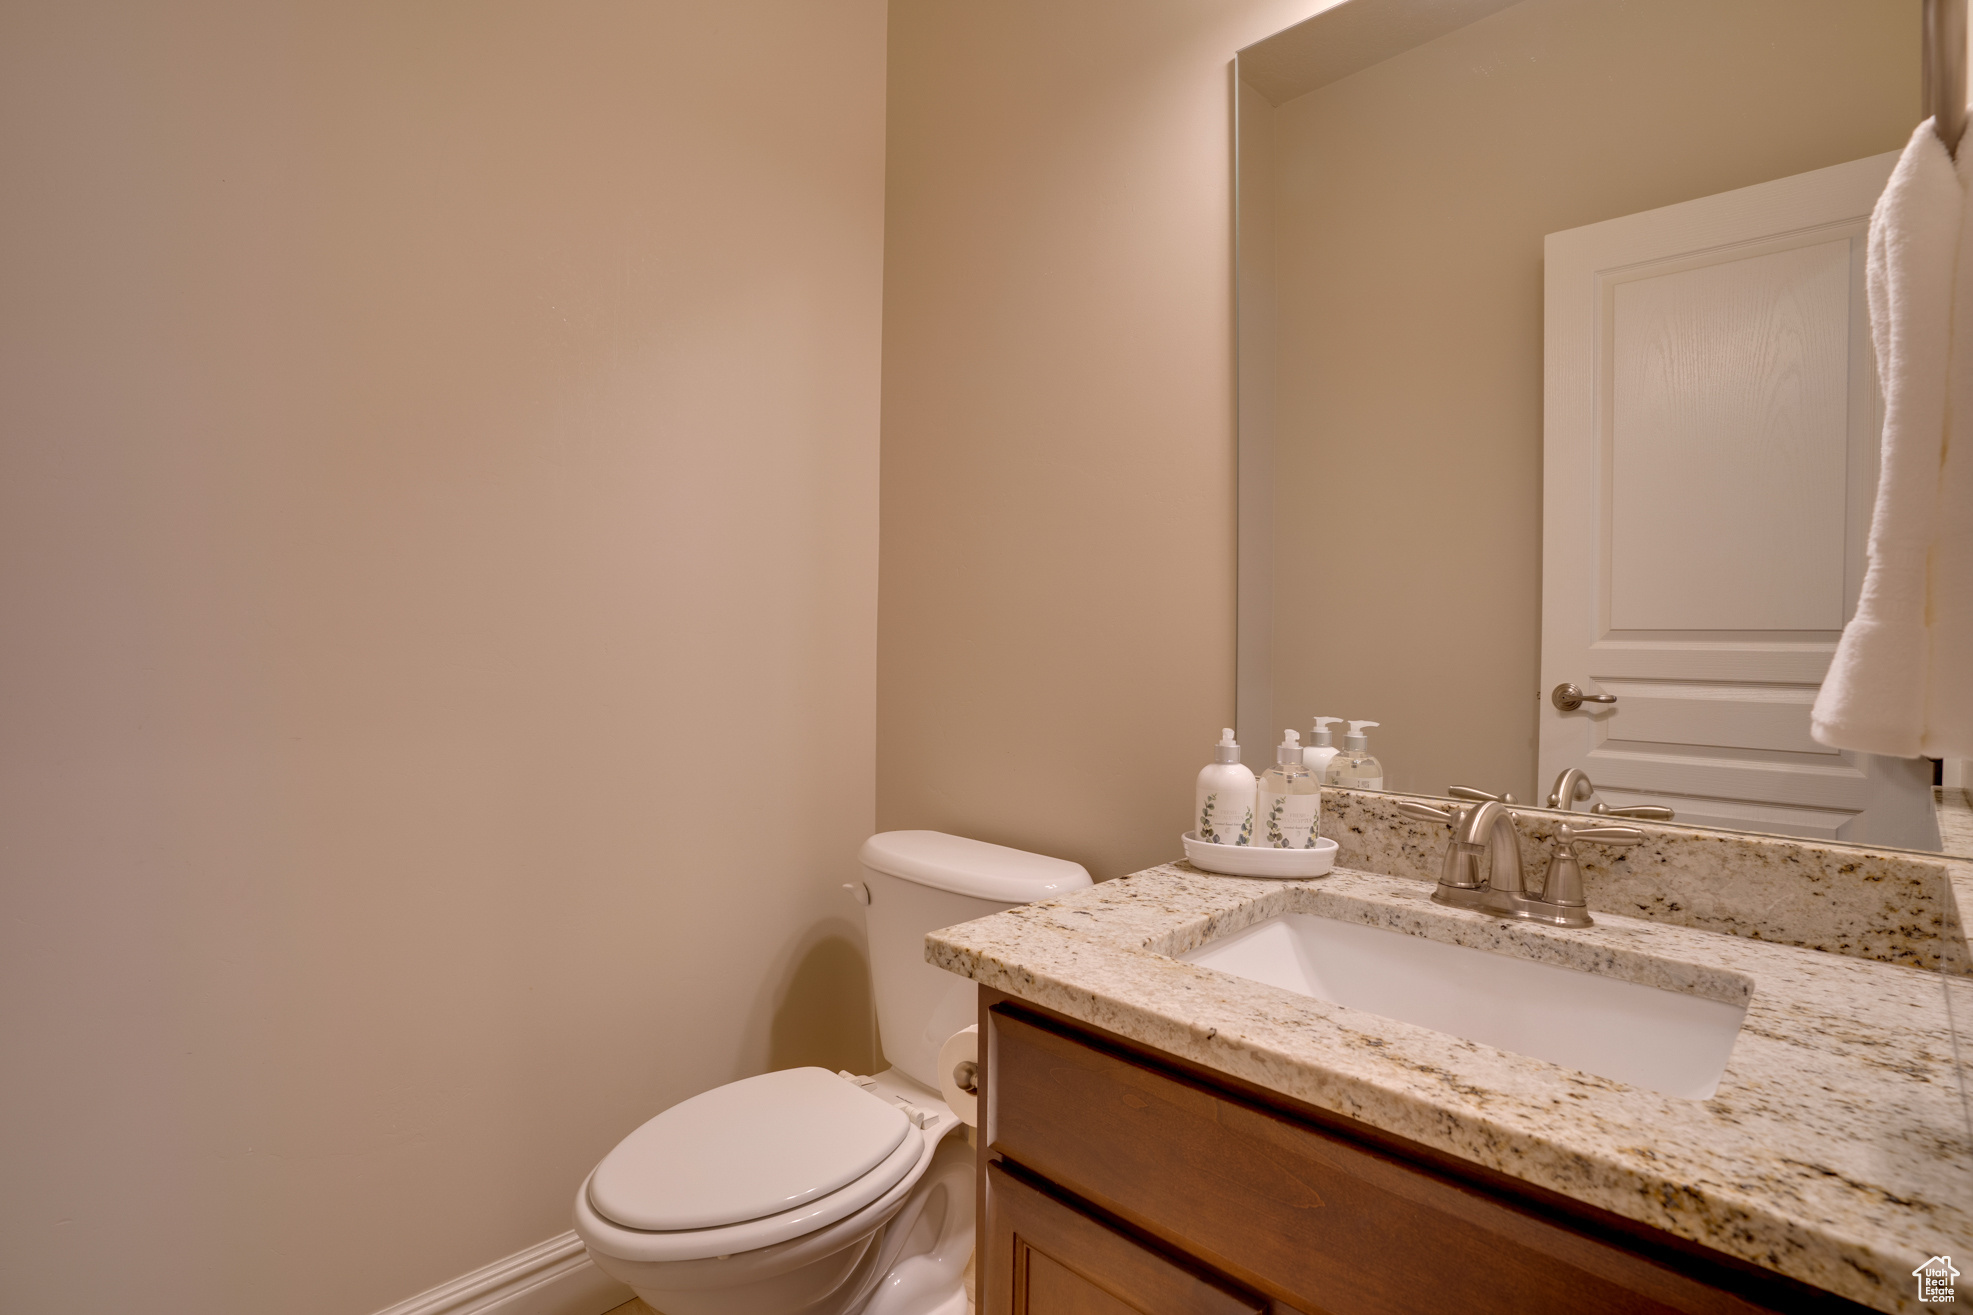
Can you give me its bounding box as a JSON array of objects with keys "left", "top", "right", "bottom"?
[{"left": 1181, "top": 832, "right": 1337, "bottom": 879}]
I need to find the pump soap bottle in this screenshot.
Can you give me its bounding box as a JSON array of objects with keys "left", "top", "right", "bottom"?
[
  {"left": 1303, "top": 716, "right": 1342, "bottom": 778},
  {"left": 1324, "top": 720, "right": 1384, "bottom": 790},
  {"left": 1259, "top": 729, "right": 1322, "bottom": 848},
  {"left": 1196, "top": 728, "right": 1257, "bottom": 846}
]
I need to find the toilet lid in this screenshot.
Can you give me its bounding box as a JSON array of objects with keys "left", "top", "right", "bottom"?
[{"left": 588, "top": 1067, "right": 912, "bottom": 1232}]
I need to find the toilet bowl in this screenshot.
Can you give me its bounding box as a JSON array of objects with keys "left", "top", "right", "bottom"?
[
  {"left": 573, "top": 831, "right": 1091, "bottom": 1315},
  {"left": 574, "top": 1068, "right": 971, "bottom": 1315}
]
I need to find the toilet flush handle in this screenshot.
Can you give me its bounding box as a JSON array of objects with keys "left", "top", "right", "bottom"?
[{"left": 843, "top": 882, "right": 871, "bottom": 905}]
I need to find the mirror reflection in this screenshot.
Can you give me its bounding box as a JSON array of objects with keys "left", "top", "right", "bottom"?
[{"left": 1235, "top": 0, "right": 1967, "bottom": 852}]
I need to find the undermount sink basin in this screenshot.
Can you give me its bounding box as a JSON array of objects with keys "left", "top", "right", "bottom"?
[{"left": 1180, "top": 913, "right": 1747, "bottom": 1099}]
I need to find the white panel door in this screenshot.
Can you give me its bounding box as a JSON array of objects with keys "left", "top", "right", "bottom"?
[{"left": 1543, "top": 151, "right": 1940, "bottom": 848}]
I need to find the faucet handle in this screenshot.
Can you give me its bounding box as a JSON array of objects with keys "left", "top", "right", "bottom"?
[
  {"left": 1448, "top": 785, "right": 1518, "bottom": 805},
  {"left": 1592, "top": 802, "right": 1675, "bottom": 821},
  {"left": 1526, "top": 822, "right": 1641, "bottom": 928},
  {"left": 1398, "top": 801, "right": 1459, "bottom": 825},
  {"left": 1558, "top": 822, "right": 1645, "bottom": 847}
]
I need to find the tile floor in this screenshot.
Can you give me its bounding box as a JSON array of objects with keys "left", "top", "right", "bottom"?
[{"left": 603, "top": 1301, "right": 654, "bottom": 1315}]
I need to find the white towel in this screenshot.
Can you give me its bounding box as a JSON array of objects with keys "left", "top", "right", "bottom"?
[
  {"left": 1934, "top": 127, "right": 1973, "bottom": 756},
  {"left": 1811, "top": 120, "right": 1968, "bottom": 757}
]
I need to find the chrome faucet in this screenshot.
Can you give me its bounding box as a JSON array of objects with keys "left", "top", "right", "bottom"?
[
  {"left": 1545, "top": 768, "right": 1675, "bottom": 822},
  {"left": 1398, "top": 799, "right": 1646, "bottom": 928},
  {"left": 1399, "top": 798, "right": 1524, "bottom": 913},
  {"left": 1548, "top": 768, "right": 1594, "bottom": 811}
]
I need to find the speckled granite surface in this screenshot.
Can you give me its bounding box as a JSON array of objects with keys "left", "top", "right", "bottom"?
[
  {"left": 1321, "top": 789, "right": 1968, "bottom": 973},
  {"left": 930, "top": 865, "right": 1973, "bottom": 1314}
]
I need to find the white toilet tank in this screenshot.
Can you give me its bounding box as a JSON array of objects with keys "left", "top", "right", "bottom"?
[{"left": 857, "top": 831, "right": 1091, "bottom": 1091}]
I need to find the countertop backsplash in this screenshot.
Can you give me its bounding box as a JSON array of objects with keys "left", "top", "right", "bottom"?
[{"left": 1318, "top": 787, "right": 1969, "bottom": 973}]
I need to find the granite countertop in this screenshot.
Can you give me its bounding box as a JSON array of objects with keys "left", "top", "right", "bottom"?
[{"left": 929, "top": 861, "right": 1973, "bottom": 1314}]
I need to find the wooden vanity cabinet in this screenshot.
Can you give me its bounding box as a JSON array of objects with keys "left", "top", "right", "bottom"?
[
  {"left": 976, "top": 990, "right": 1870, "bottom": 1315},
  {"left": 986, "top": 1160, "right": 1264, "bottom": 1315}
]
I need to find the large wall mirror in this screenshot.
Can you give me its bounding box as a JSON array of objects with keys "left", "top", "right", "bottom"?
[{"left": 1235, "top": 0, "right": 1967, "bottom": 853}]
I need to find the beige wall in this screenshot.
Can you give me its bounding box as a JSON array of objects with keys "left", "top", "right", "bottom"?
[
  {"left": 878, "top": 0, "right": 1320, "bottom": 880},
  {"left": 1261, "top": 0, "right": 1916, "bottom": 803},
  {"left": 0, "top": 3, "right": 885, "bottom": 1312}
]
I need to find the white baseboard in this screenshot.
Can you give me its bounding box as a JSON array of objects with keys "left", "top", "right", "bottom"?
[{"left": 372, "top": 1231, "right": 632, "bottom": 1315}]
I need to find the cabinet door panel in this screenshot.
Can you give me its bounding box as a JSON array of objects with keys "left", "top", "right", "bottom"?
[
  {"left": 986, "top": 1160, "right": 1263, "bottom": 1315},
  {"left": 1024, "top": 1251, "right": 1140, "bottom": 1315},
  {"left": 986, "top": 1004, "right": 1796, "bottom": 1315}
]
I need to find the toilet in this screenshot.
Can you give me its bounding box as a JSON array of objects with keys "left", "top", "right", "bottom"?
[{"left": 573, "top": 830, "right": 1091, "bottom": 1315}]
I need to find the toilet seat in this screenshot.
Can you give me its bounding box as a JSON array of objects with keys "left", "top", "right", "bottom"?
[
  {"left": 582, "top": 1068, "right": 941, "bottom": 1263},
  {"left": 574, "top": 1128, "right": 934, "bottom": 1272},
  {"left": 591, "top": 1067, "right": 913, "bottom": 1231}
]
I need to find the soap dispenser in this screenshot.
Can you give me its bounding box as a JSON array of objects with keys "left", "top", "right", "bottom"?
[
  {"left": 1195, "top": 728, "right": 1257, "bottom": 846},
  {"left": 1258, "top": 729, "right": 1322, "bottom": 849},
  {"left": 1324, "top": 720, "right": 1384, "bottom": 791},
  {"left": 1303, "top": 716, "right": 1342, "bottom": 778}
]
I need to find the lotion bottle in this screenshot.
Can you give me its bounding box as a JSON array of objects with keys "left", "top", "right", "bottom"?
[
  {"left": 1303, "top": 716, "right": 1342, "bottom": 778},
  {"left": 1258, "top": 729, "right": 1322, "bottom": 849},
  {"left": 1195, "top": 728, "right": 1257, "bottom": 846},
  {"left": 1324, "top": 720, "right": 1385, "bottom": 790}
]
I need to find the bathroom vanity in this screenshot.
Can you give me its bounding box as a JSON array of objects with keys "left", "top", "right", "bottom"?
[
  {"left": 978, "top": 994, "right": 1844, "bottom": 1314},
  {"left": 929, "top": 798, "right": 1973, "bottom": 1315}
]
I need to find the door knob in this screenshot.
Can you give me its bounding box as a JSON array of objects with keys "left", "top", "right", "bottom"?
[{"left": 1552, "top": 682, "right": 1617, "bottom": 712}]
